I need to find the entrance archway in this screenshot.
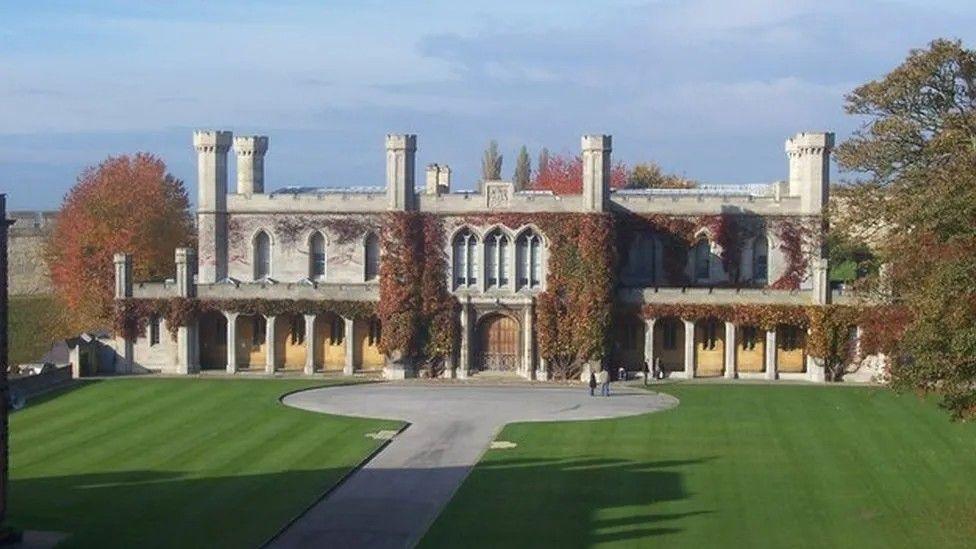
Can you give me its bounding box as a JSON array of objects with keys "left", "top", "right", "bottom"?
[
  {"left": 653, "top": 317, "right": 684, "bottom": 372},
  {"left": 694, "top": 318, "right": 725, "bottom": 377},
  {"left": 198, "top": 310, "right": 227, "bottom": 370},
  {"left": 475, "top": 313, "right": 520, "bottom": 372}
]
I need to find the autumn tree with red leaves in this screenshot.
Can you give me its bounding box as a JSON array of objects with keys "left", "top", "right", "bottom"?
[
  {"left": 45, "top": 154, "right": 195, "bottom": 331},
  {"left": 529, "top": 154, "right": 628, "bottom": 194}
]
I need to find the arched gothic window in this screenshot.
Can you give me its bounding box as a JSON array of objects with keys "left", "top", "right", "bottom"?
[
  {"left": 485, "top": 229, "right": 511, "bottom": 289},
  {"left": 309, "top": 232, "right": 326, "bottom": 280},
  {"left": 364, "top": 233, "right": 380, "bottom": 282},
  {"left": 516, "top": 230, "right": 544, "bottom": 290},
  {"left": 622, "top": 232, "right": 656, "bottom": 287},
  {"left": 694, "top": 240, "right": 711, "bottom": 281},
  {"left": 452, "top": 228, "right": 479, "bottom": 288},
  {"left": 753, "top": 235, "right": 769, "bottom": 284},
  {"left": 254, "top": 230, "right": 271, "bottom": 280}
]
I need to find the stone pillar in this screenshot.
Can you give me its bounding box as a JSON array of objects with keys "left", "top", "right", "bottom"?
[
  {"left": 683, "top": 320, "right": 695, "bottom": 379},
  {"left": 233, "top": 136, "right": 269, "bottom": 195},
  {"left": 724, "top": 321, "right": 736, "bottom": 379},
  {"left": 522, "top": 302, "right": 535, "bottom": 380},
  {"left": 304, "top": 314, "right": 317, "bottom": 375},
  {"left": 225, "top": 312, "right": 238, "bottom": 373},
  {"left": 812, "top": 257, "right": 829, "bottom": 305},
  {"left": 644, "top": 318, "right": 656, "bottom": 378},
  {"left": 458, "top": 298, "right": 471, "bottom": 379},
  {"left": 765, "top": 329, "right": 777, "bottom": 380},
  {"left": 175, "top": 247, "right": 196, "bottom": 298},
  {"left": 581, "top": 134, "right": 611, "bottom": 212},
  {"left": 386, "top": 134, "right": 417, "bottom": 211},
  {"left": 176, "top": 324, "right": 194, "bottom": 375},
  {"left": 343, "top": 317, "right": 355, "bottom": 375},
  {"left": 193, "top": 130, "right": 232, "bottom": 284},
  {"left": 265, "top": 316, "right": 277, "bottom": 375},
  {"left": 113, "top": 253, "right": 132, "bottom": 299}
]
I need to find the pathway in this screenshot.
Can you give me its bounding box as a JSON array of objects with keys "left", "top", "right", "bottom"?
[{"left": 268, "top": 383, "right": 678, "bottom": 549}]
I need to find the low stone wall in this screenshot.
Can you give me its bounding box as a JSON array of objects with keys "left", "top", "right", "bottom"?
[{"left": 9, "top": 365, "right": 72, "bottom": 399}]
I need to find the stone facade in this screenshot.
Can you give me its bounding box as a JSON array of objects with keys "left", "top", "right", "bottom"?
[
  {"left": 116, "top": 129, "right": 839, "bottom": 382},
  {"left": 7, "top": 211, "right": 55, "bottom": 296}
]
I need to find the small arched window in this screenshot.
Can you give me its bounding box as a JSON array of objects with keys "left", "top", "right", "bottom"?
[
  {"left": 694, "top": 240, "right": 710, "bottom": 281},
  {"left": 364, "top": 233, "right": 380, "bottom": 282},
  {"left": 310, "top": 232, "right": 326, "bottom": 280},
  {"left": 452, "top": 228, "right": 479, "bottom": 288},
  {"left": 254, "top": 230, "right": 271, "bottom": 280},
  {"left": 753, "top": 235, "right": 769, "bottom": 284},
  {"left": 485, "top": 229, "right": 511, "bottom": 289},
  {"left": 516, "top": 230, "right": 544, "bottom": 290}
]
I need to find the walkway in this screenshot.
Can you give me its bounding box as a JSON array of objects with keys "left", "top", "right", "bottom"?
[{"left": 268, "top": 383, "right": 678, "bottom": 549}]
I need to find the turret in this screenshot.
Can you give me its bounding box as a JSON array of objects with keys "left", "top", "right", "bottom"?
[
  {"left": 386, "top": 134, "right": 417, "bottom": 211},
  {"left": 581, "top": 134, "right": 611, "bottom": 212},
  {"left": 233, "top": 135, "right": 269, "bottom": 194},
  {"left": 425, "top": 163, "right": 451, "bottom": 195},
  {"left": 193, "top": 130, "right": 232, "bottom": 283},
  {"left": 113, "top": 252, "right": 132, "bottom": 299},
  {"left": 785, "top": 132, "right": 834, "bottom": 215}
]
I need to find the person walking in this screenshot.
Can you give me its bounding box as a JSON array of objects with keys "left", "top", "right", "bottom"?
[
  {"left": 596, "top": 368, "right": 609, "bottom": 397},
  {"left": 643, "top": 360, "right": 650, "bottom": 385},
  {"left": 588, "top": 370, "right": 597, "bottom": 396}
]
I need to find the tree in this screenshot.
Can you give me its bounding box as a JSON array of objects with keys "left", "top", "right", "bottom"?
[
  {"left": 537, "top": 147, "right": 550, "bottom": 182},
  {"left": 626, "top": 162, "right": 696, "bottom": 189},
  {"left": 45, "top": 154, "right": 195, "bottom": 331},
  {"left": 513, "top": 146, "right": 531, "bottom": 190},
  {"left": 529, "top": 153, "right": 628, "bottom": 194},
  {"left": 481, "top": 140, "right": 503, "bottom": 183},
  {"left": 835, "top": 38, "right": 976, "bottom": 419}
]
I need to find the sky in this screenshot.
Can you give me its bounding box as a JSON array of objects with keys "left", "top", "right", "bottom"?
[{"left": 2, "top": 0, "right": 976, "bottom": 210}]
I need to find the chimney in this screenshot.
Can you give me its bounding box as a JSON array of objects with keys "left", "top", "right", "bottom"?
[
  {"left": 426, "top": 164, "right": 440, "bottom": 195},
  {"left": 437, "top": 165, "right": 451, "bottom": 194},
  {"left": 581, "top": 134, "right": 611, "bottom": 212},
  {"left": 386, "top": 134, "right": 417, "bottom": 211},
  {"left": 234, "top": 135, "right": 269, "bottom": 194}
]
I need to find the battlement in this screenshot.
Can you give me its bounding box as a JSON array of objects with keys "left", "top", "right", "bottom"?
[
  {"left": 385, "top": 134, "right": 417, "bottom": 151},
  {"left": 785, "top": 132, "right": 835, "bottom": 155},
  {"left": 193, "top": 130, "right": 232, "bottom": 152},
  {"left": 581, "top": 134, "right": 612, "bottom": 151},
  {"left": 233, "top": 135, "right": 268, "bottom": 156}
]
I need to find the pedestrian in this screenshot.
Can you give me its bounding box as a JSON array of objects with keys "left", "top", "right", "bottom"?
[
  {"left": 596, "top": 368, "right": 609, "bottom": 397},
  {"left": 618, "top": 365, "right": 627, "bottom": 383},
  {"left": 643, "top": 360, "right": 650, "bottom": 385},
  {"left": 589, "top": 370, "right": 597, "bottom": 396}
]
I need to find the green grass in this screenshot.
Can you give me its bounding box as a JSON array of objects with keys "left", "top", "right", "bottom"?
[
  {"left": 9, "top": 295, "right": 68, "bottom": 366},
  {"left": 421, "top": 384, "right": 976, "bottom": 548},
  {"left": 8, "top": 378, "right": 400, "bottom": 548}
]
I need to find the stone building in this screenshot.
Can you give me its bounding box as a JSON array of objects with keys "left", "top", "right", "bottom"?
[
  {"left": 7, "top": 211, "right": 56, "bottom": 296},
  {"left": 114, "top": 129, "right": 837, "bottom": 381}
]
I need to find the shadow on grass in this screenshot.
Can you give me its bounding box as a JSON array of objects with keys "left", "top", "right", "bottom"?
[{"left": 421, "top": 455, "right": 716, "bottom": 548}]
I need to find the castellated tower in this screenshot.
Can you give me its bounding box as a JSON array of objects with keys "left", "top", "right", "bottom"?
[
  {"left": 193, "top": 130, "right": 232, "bottom": 284},
  {"left": 581, "top": 134, "right": 612, "bottom": 212},
  {"left": 785, "top": 132, "right": 834, "bottom": 215},
  {"left": 234, "top": 135, "right": 269, "bottom": 194},
  {"left": 386, "top": 134, "right": 417, "bottom": 211}
]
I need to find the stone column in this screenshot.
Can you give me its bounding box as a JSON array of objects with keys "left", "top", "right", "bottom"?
[
  {"left": 113, "top": 253, "right": 135, "bottom": 373},
  {"left": 724, "top": 321, "right": 736, "bottom": 379},
  {"left": 458, "top": 298, "right": 471, "bottom": 379},
  {"left": 225, "top": 312, "right": 238, "bottom": 373},
  {"left": 581, "top": 134, "right": 611, "bottom": 212},
  {"left": 343, "top": 317, "right": 355, "bottom": 375},
  {"left": 644, "top": 318, "right": 656, "bottom": 378},
  {"left": 304, "top": 314, "right": 317, "bottom": 375},
  {"left": 265, "top": 316, "right": 277, "bottom": 375},
  {"left": 176, "top": 324, "right": 193, "bottom": 375},
  {"left": 683, "top": 320, "right": 695, "bottom": 379},
  {"left": 522, "top": 302, "right": 535, "bottom": 380},
  {"left": 765, "top": 329, "right": 777, "bottom": 380},
  {"left": 385, "top": 134, "right": 417, "bottom": 211}
]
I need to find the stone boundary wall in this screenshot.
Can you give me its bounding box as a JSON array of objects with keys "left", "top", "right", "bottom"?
[
  {"left": 9, "top": 365, "right": 72, "bottom": 399},
  {"left": 8, "top": 211, "right": 56, "bottom": 296}
]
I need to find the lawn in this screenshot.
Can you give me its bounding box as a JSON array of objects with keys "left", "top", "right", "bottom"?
[
  {"left": 421, "top": 384, "right": 976, "bottom": 548},
  {"left": 9, "top": 295, "right": 69, "bottom": 366},
  {"left": 8, "top": 378, "right": 400, "bottom": 548}
]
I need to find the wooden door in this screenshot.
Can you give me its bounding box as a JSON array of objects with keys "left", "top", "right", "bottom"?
[{"left": 476, "top": 315, "right": 519, "bottom": 371}]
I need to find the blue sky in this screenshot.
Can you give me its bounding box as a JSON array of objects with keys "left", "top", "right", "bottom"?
[{"left": 2, "top": 0, "right": 975, "bottom": 210}]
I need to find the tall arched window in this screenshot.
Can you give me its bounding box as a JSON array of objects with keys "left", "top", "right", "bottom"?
[
  {"left": 309, "top": 232, "right": 326, "bottom": 280},
  {"left": 753, "top": 235, "right": 769, "bottom": 284},
  {"left": 484, "top": 229, "right": 511, "bottom": 289},
  {"left": 452, "top": 228, "right": 479, "bottom": 288},
  {"left": 694, "top": 240, "right": 710, "bottom": 281},
  {"left": 254, "top": 230, "right": 271, "bottom": 280},
  {"left": 516, "top": 229, "right": 544, "bottom": 290},
  {"left": 364, "top": 233, "right": 380, "bottom": 282},
  {"left": 622, "top": 231, "right": 656, "bottom": 287}
]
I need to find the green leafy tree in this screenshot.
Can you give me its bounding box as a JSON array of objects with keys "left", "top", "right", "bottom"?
[
  {"left": 627, "top": 162, "right": 696, "bottom": 189},
  {"left": 537, "top": 147, "right": 550, "bottom": 181},
  {"left": 481, "top": 140, "right": 503, "bottom": 183},
  {"left": 836, "top": 38, "right": 976, "bottom": 419},
  {"left": 513, "top": 146, "right": 531, "bottom": 190}
]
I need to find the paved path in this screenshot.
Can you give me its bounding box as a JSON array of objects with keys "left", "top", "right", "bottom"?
[{"left": 269, "top": 384, "right": 678, "bottom": 549}]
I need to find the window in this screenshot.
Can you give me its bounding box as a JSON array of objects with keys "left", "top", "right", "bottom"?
[
  {"left": 779, "top": 325, "right": 801, "bottom": 350},
  {"left": 701, "top": 320, "right": 719, "bottom": 350},
  {"left": 662, "top": 319, "right": 679, "bottom": 350},
  {"left": 484, "top": 229, "right": 511, "bottom": 289},
  {"left": 622, "top": 232, "right": 656, "bottom": 286},
  {"left": 741, "top": 326, "right": 759, "bottom": 350},
  {"left": 364, "top": 233, "right": 380, "bottom": 282},
  {"left": 516, "top": 230, "right": 544, "bottom": 290},
  {"left": 251, "top": 316, "right": 265, "bottom": 348},
  {"left": 452, "top": 228, "right": 479, "bottom": 288},
  {"left": 753, "top": 235, "right": 768, "bottom": 284},
  {"left": 329, "top": 316, "right": 344, "bottom": 345},
  {"left": 149, "top": 315, "right": 160, "bottom": 346},
  {"left": 289, "top": 316, "right": 304, "bottom": 346},
  {"left": 694, "top": 240, "right": 710, "bottom": 281},
  {"left": 621, "top": 320, "right": 641, "bottom": 350},
  {"left": 367, "top": 319, "right": 381, "bottom": 346},
  {"left": 254, "top": 231, "right": 271, "bottom": 280},
  {"left": 310, "top": 232, "right": 326, "bottom": 280}
]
